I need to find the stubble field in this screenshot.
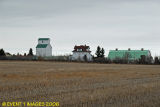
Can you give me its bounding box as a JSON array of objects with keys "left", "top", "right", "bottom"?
[{"left": 0, "top": 61, "right": 160, "bottom": 107}]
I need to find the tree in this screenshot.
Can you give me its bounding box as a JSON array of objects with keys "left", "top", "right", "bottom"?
[
  {"left": 0, "top": 49, "right": 6, "bottom": 56},
  {"left": 28, "top": 48, "right": 33, "bottom": 56},
  {"left": 24, "top": 53, "right": 27, "bottom": 56},
  {"left": 95, "top": 46, "right": 105, "bottom": 58},
  {"left": 139, "top": 55, "right": 146, "bottom": 64},
  {"left": 100, "top": 48, "right": 105, "bottom": 58},
  {"left": 17, "top": 53, "right": 20, "bottom": 56},
  {"left": 154, "top": 57, "right": 159, "bottom": 64},
  {"left": 95, "top": 46, "right": 101, "bottom": 58}
]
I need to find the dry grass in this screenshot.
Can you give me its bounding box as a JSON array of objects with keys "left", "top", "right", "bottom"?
[{"left": 0, "top": 61, "right": 160, "bottom": 107}]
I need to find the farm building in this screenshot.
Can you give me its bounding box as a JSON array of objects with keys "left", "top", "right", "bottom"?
[
  {"left": 36, "top": 38, "right": 52, "bottom": 57},
  {"left": 108, "top": 48, "right": 152, "bottom": 61},
  {"left": 71, "top": 45, "right": 93, "bottom": 61}
]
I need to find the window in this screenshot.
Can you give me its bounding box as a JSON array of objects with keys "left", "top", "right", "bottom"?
[{"left": 77, "top": 49, "right": 82, "bottom": 51}]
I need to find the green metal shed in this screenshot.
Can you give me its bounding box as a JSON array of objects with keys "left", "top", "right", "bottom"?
[{"left": 108, "top": 49, "right": 151, "bottom": 61}]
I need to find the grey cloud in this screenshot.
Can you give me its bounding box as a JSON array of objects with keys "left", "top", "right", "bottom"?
[{"left": 0, "top": 0, "right": 160, "bottom": 56}]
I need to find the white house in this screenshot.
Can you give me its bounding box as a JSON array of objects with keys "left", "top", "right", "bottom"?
[
  {"left": 71, "top": 45, "right": 93, "bottom": 61},
  {"left": 36, "top": 38, "right": 52, "bottom": 57}
]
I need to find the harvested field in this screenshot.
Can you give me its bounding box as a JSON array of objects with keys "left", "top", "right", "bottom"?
[{"left": 0, "top": 61, "right": 160, "bottom": 107}]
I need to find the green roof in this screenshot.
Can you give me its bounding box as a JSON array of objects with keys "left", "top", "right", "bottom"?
[
  {"left": 36, "top": 44, "right": 48, "bottom": 48},
  {"left": 108, "top": 50, "right": 150, "bottom": 60},
  {"left": 38, "top": 38, "right": 49, "bottom": 40}
]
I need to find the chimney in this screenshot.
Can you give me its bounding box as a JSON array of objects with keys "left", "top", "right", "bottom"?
[
  {"left": 128, "top": 48, "right": 131, "bottom": 51},
  {"left": 141, "top": 48, "right": 144, "bottom": 51}
]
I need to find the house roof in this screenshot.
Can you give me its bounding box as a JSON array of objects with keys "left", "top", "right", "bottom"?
[
  {"left": 73, "top": 45, "right": 91, "bottom": 52},
  {"left": 38, "top": 38, "right": 49, "bottom": 41},
  {"left": 108, "top": 50, "right": 151, "bottom": 60},
  {"left": 36, "top": 44, "right": 48, "bottom": 48}
]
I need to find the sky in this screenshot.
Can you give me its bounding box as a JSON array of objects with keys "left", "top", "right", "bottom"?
[{"left": 0, "top": 0, "right": 160, "bottom": 56}]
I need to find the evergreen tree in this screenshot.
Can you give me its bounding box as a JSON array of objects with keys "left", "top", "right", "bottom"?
[
  {"left": 95, "top": 46, "right": 101, "bottom": 57},
  {"left": 24, "top": 53, "right": 27, "bottom": 56},
  {"left": 100, "top": 48, "right": 105, "bottom": 58},
  {"left": 28, "top": 48, "right": 33, "bottom": 56},
  {"left": 0, "top": 49, "right": 6, "bottom": 56}
]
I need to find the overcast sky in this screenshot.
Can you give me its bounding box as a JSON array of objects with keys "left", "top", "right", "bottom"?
[{"left": 0, "top": 0, "right": 160, "bottom": 56}]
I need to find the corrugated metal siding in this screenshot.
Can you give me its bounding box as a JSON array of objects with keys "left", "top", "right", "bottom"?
[{"left": 108, "top": 50, "right": 150, "bottom": 60}]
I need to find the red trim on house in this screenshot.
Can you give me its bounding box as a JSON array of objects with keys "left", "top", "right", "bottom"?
[{"left": 73, "top": 45, "right": 91, "bottom": 52}]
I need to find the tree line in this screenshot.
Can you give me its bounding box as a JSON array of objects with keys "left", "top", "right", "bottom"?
[
  {"left": 0, "top": 48, "right": 33, "bottom": 57},
  {"left": 1, "top": 47, "right": 160, "bottom": 64}
]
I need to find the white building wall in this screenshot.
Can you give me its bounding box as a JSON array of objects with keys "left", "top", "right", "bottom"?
[
  {"left": 72, "top": 52, "right": 92, "bottom": 61},
  {"left": 36, "top": 48, "right": 46, "bottom": 57},
  {"left": 45, "top": 45, "right": 52, "bottom": 56},
  {"left": 36, "top": 45, "right": 52, "bottom": 57}
]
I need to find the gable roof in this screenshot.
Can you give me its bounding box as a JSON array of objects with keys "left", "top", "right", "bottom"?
[
  {"left": 36, "top": 44, "right": 48, "bottom": 48},
  {"left": 108, "top": 50, "right": 151, "bottom": 60},
  {"left": 38, "top": 38, "right": 49, "bottom": 41}
]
